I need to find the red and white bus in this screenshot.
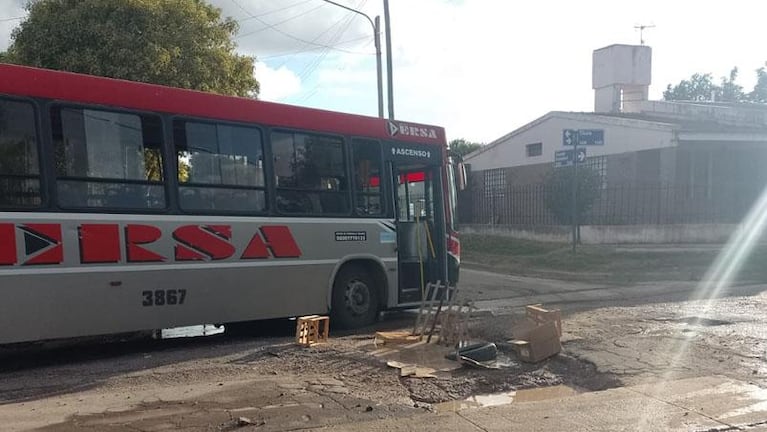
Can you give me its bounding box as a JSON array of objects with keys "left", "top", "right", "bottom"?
[{"left": 0, "top": 63, "right": 462, "bottom": 344}]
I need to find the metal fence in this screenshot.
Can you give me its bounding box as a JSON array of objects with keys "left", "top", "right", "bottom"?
[{"left": 458, "top": 180, "right": 764, "bottom": 226}]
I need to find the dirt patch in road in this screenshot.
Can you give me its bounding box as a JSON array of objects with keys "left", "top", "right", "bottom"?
[{"left": 0, "top": 314, "right": 621, "bottom": 431}]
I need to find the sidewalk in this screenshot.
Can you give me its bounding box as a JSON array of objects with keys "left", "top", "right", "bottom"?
[{"left": 311, "top": 376, "right": 767, "bottom": 432}]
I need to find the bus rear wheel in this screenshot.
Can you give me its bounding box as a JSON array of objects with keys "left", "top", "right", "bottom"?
[{"left": 331, "top": 265, "right": 379, "bottom": 329}]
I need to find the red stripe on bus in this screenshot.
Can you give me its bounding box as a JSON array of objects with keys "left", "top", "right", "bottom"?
[
  {"left": 125, "top": 225, "right": 165, "bottom": 263},
  {"left": 260, "top": 226, "right": 302, "bottom": 258},
  {"left": 0, "top": 224, "right": 16, "bottom": 265},
  {"left": 79, "top": 224, "right": 121, "bottom": 263},
  {"left": 0, "top": 64, "right": 445, "bottom": 145},
  {"left": 22, "top": 224, "right": 63, "bottom": 265},
  {"left": 172, "top": 225, "right": 236, "bottom": 261}
]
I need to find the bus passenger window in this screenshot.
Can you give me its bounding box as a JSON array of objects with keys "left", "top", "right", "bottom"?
[
  {"left": 397, "top": 170, "right": 434, "bottom": 222},
  {"left": 51, "top": 107, "right": 165, "bottom": 210},
  {"left": 352, "top": 139, "right": 384, "bottom": 216},
  {"left": 0, "top": 99, "right": 41, "bottom": 208},
  {"left": 174, "top": 120, "right": 266, "bottom": 213},
  {"left": 272, "top": 131, "right": 349, "bottom": 215}
]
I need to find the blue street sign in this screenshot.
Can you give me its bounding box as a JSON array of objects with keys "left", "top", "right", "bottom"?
[
  {"left": 576, "top": 147, "right": 587, "bottom": 162},
  {"left": 577, "top": 129, "right": 604, "bottom": 146},
  {"left": 554, "top": 148, "right": 586, "bottom": 168},
  {"left": 562, "top": 129, "right": 605, "bottom": 146},
  {"left": 562, "top": 129, "right": 577, "bottom": 146}
]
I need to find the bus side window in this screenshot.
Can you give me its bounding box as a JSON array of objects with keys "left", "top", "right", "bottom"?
[
  {"left": 272, "top": 131, "right": 349, "bottom": 215},
  {"left": 351, "top": 139, "right": 384, "bottom": 216},
  {"left": 0, "top": 98, "right": 42, "bottom": 208},
  {"left": 51, "top": 107, "right": 165, "bottom": 210},
  {"left": 174, "top": 120, "right": 266, "bottom": 213}
]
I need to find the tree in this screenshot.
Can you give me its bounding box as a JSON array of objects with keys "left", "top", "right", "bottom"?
[
  {"left": 449, "top": 138, "right": 483, "bottom": 158},
  {"left": 5, "top": 0, "right": 259, "bottom": 97},
  {"left": 663, "top": 73, "right": 717, "bottom": 102},
  {"left": 662, "top": 66, "right": 767, "bottom": 103},
  {"left": 720, "top": 67, "right": 745, "bottom": 102},
  {"left": 0, "top": 52, "right": 7, "bottom": 63},
  {"left": 543, "top": 166, "right": 602, "bottom": 225},
  {"left": 749, "top": 66, "right": 767, "bottom": 103}
]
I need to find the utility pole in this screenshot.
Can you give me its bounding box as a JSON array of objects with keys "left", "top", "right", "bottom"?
[
  {"left": 383, "top": 0, "right": 394, "bottom": 119},
  {"left": 319, "top": 0, "right": 383, "bottom": 118},
  {"left": 634, "top": 24, "right": 655, "bottom": 45}
]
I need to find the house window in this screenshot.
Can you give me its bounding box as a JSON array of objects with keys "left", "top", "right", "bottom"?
[{"left": 526, "top": 142, "right": 542, "bottom": 157}]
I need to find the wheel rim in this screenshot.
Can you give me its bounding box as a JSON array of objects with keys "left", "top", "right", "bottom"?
[{"left": 344, "top": 279, "right": 371, "bottom": 316}]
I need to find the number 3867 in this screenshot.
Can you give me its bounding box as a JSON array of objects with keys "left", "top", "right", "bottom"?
[{"left": 142, "top": 289, "right": 186, "bottom": 307}]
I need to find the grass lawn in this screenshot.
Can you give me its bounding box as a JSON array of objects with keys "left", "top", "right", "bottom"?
[{"left": 461, "top": 234, "right": 767, "bottom": 284}]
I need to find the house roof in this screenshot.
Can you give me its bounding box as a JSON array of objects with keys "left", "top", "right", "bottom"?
[
  {"left": 464, "top": 111, "right": 676, "bottom": 161},
  {"left": 465, "top": 106, "right": 767, "bottom": 162}
]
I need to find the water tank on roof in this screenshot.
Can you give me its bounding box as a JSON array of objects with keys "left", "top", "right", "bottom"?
[{"left": 592, "top": 44, "right": 652, "bottom": 113}]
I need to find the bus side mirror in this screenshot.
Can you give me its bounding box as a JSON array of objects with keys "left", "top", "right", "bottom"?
[{"left": 457, "top": 162, "right": 467, "bottom": 191}]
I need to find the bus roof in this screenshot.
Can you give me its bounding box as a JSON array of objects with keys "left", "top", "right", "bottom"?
[{"left": 0, "top": 63, "right": 446, "bottom": 146}]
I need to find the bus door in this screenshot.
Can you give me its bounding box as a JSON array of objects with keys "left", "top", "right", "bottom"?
[{"left": 392, "top": 164, "right": 443, "bottom": 304}]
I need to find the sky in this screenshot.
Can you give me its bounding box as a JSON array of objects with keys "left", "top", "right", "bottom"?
[{"left": 1, "top": 0, "right": 764, "bottom": 143}]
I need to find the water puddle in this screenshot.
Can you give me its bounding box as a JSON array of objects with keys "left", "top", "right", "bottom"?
[
  {"left": 434, "top": 385, "right": 577, "bottom": 412},
  {"left": 514, "top": 385, "right": 578, "bottom": 402}
]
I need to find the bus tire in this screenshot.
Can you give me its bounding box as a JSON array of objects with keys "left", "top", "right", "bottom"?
[{"left": 331, "top": 264, "right": 380, "bottom": 329}]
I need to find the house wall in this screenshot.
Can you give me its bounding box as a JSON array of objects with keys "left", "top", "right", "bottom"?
[
  {"left": 461, "top": 223, "right": 762, "bottom": 244},
  {"left": 466, "top": 114, "right": 675, "bottom": 172}
]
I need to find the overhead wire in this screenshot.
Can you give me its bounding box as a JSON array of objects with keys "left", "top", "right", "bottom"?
[
  {"left": 235, "top": 3, "right": 327, "bottom": 39},
  {"left": 273, "top": 6, "right": 359, "bottom": 69},
  {"left": 236, "top": 0, "right": 315, "bottom": 23},
  {"left": 295, "top": 5, "right": 358, "bottom": 81},
  {"left": 288, "top": 0, "right": 366, "bottom": 102},
  {"left": 258, "top": 34, "right": 375, "bottom": 60},
  {"left": 0, "top": 16, "right": 24, "bottom": 22},
  {"left": 228, "top": 0, "right": 370, "bottom": 55}
]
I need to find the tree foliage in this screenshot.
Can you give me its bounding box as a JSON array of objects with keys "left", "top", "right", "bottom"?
[
  {"left": 663, "top": 66, "right": 767, "bottom": 103},
  {"left": 544, "top": 166, "right": 602, "bottom": 225},
  {"left": 5, "top": 0, "right": 259, "bottom": 97},
  {"left": 449, "top": 138, "right": 483, "bottom": 159},
  {"left": 751, "top": 67, "right": 767, "bottom": 103}
]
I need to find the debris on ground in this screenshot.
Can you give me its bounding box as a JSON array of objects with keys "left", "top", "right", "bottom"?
[
  {"left": 374, "top": 331, "right": 420, "bottom": 345},
  {"left": 449, "top": 342, "right": 498, "bottom": 363},
  {"left": 237, "top": 416, "right": 255, "bottom": 426},
  {"left": 508, "top": 305, "right": 562, "bottom": 363},
  {"left": 386, "top": 361, "right": 438, "bottom": 378}
]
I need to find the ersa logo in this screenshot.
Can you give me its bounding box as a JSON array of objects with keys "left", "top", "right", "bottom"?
[
  {"left": 0, "top": 223, "right": 302, "bottom": 266},
  {"left": 387, "top": 120, "right": 438, "bottom": 140}
]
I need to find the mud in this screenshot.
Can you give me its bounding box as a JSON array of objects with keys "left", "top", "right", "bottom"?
[{"left": 2, "top": 271, "right": 767, "bottom": 431}]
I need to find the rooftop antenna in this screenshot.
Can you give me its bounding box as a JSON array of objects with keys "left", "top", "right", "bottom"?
[{"left": 634, "top": 24, "right": 655, "bottom": 45}]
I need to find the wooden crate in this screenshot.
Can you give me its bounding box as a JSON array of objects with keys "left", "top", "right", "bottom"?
[{"left": 296, "top": 315, "right": 330, "bottom": 346}]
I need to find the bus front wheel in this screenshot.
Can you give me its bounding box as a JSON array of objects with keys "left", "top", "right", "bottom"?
[{"left": 331, "top": 265, "right": 379, "bottom": 329}]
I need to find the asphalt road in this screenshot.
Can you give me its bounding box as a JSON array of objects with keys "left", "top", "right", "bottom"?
[{"left": 460, "top": 266, "right": 767, "bottom": 315}]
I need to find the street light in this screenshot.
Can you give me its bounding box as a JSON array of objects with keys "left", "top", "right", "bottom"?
[{"left": 319, "top": 0, "right": 383, "bottom": 118}]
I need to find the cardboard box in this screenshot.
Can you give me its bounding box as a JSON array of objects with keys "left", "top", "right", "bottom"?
[
  {"left": 510, "top": 320, "right": 561, "bottom": 363},
  {"left": 526, "top": 304, "right": 562, "bottom": 337}
]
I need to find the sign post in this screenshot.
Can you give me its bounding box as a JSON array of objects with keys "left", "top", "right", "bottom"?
[
  {"left": 562, "top": 129, "right": 603, "bottom": 253},
  {"left": 571, "top": 134, "right": 578, "bottom": 253}
]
